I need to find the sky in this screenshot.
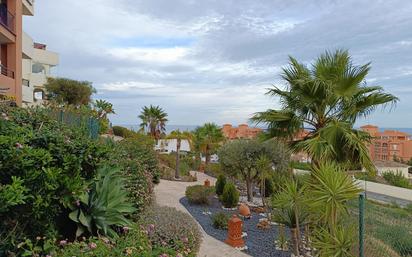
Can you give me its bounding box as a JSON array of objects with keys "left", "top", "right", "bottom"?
[{"left": 24, "top": 0, "right": 412, "bottom": 127}]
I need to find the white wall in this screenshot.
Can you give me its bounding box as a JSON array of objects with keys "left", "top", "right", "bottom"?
[
  {"left": 155, "top": 139, "right": 191, "bottom": 153},
  {"left": 377, "top": 167, "right": 410, "bottom": 178}
]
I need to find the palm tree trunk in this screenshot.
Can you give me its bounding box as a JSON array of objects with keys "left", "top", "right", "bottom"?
[
  {"left": 175, "top": 139, "right": 181, "bottom": 179},
  {"left": 205, "top": 144, "right": 210, "bottom": 173},
  {"left": 246, "top": 178, "right": 253, "bottom": 202}
]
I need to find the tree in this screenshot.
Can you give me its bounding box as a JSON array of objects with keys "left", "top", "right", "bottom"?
[
  {"left": 218, "top": 139, "right": 289, "bottom": 202},
  {"left": 138, "top": 105, "right": 168, "bottom": 140},
  {"left": 272, "top": 180, "right": 307, "bottom": 256},
  {"left": 194, "top": 123, "right": 224, "bottom": 172},
  {"left": 94, "top": 99, "right": 115, "bottom": 119},
  {"left": 45, "top": 77, "right": 95, "bottom": 106},
  {"left": 252, "top": 50, "right": 398, "bottom": 171},
  {"left": 166, "top": 130, "right": 192, "bottom": 179}
]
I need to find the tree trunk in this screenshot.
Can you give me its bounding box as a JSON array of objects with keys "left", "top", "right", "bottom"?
[
  {"left": 261, "top": 176, "right": 266, "bottom": 207},
  {"left": 294, "top": 207, "right": 301, "bottom": 251},
  {"left": 246, "top": 179, "right": 253, "bottom": 202},
  {"left": 205, "top": 144, "right": 210, "bottom": 173},
  {"left": 175, "top": 139, "right": 181, "bottom": 179},
  {"left": 290, "top": 227, "right": 300, "bottom": 256}
]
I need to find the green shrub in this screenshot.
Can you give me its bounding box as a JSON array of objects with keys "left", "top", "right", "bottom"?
[
  {"left": 215, "top": 174, "right": 226, "bottom": 196},
  {"left": 383, "top": 171, "right": 412, "bottom": 189},
  {"left": 140, "top": 205, "right": 201, "bottom": 255},
  {"left": 112, "top": 125, "right": 131, "bottom": 137},
  {"left": 211, "top": 212, "right": 229, "bottom": 230},
  {"left": 262, "top": 177, "right": 274, "bottom": 197},
  {"left": 0, "top": 105, "right": 111, "bottom": 255},
  {"left": 206, "top": 163, "right": 222, "bottom": 177},
  {"left": 57, "top": 224, "right": 176, "bottom": 257},
  {"left": 185, "top": 185, "right": 214, "bottom": 205},
  {"left": 221, "top": 182, "right": 239, "bottom": 208}
]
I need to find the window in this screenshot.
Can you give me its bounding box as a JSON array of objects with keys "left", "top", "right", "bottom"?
[{"left": 32, "top": 62, "right": 46, "bottom": 74}]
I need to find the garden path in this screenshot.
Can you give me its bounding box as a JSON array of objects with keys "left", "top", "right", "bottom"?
[{"left": 154, "top": 171, "right": 250, "bottom": 257}]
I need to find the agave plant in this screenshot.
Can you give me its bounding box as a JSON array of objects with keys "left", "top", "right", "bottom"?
[{"left": 69, "top": 166, "right": 136, "bottom": 238}]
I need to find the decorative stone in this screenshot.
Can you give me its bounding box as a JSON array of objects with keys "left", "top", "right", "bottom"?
[
  {"left": 238, "top": 203, "right": 251, "bottom": 218},
  {"left": 257, "top": 218, "right": 271, "bottom": 230},
  {"left": 225, "top": 215, "right": 245, "bottom": 248},
  {"left": 204, "top": 179, "right": 210, "bottom": 187}
]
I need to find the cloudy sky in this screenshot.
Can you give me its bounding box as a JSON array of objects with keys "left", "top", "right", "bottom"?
[{"left": 24, "top": 0, "right": 412, "bottom": 127}]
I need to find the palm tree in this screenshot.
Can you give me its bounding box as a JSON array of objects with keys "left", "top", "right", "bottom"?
[
  {"left": 194, "top": 123, "right": 224, "bottom": 172},
  {"left": 138, "top": 105, "right": 168, "bottom": 140},
  {"left": 166, "top": 129, "right": 192, "bottom": 179},
  {"left": 94, "top": 99, "right": 115, "bottom": 119},
  {"left": 252, "top": 50, "right": 398, "bottom": 171},
  {"left": 256, "top": 155, "right": 272, "bottom": 208}
]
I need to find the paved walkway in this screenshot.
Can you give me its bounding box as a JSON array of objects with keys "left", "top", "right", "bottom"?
[
  {"left": 154, "top": 171, "right": 250, "bottom": 257},
  {"left": 355, "top": 179, "right": 412, "bottom": 206}
]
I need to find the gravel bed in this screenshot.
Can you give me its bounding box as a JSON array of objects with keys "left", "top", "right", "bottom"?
[{"left": 180, "top": 196, "right": 291, "bottom": 257}]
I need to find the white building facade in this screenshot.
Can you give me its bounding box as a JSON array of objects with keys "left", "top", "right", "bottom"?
[
  {"left": 155, "top": 139, "right": 191, "bottom": 153},
  {"left": 22, "top": 32, "right": 59, "bottom": 106}
]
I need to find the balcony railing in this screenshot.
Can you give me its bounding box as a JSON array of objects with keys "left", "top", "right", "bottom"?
[
  {"left": 0, "top": 64, "right": 14, "bottom": 78},
  {"left": 26, "top": 0, "right": 35, "bottom": 6},
  {"left": 0, "top": 6, "right": 15, "bottom": 33}
]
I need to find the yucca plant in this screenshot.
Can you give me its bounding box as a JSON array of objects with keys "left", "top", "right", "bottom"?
[
  {"left": 69, "top": 166, "right": 136, "bottom": 238},
  {"left": 307, "top": 163, "right": 361, "bottom": 230},
  {"left": 272, "top": 179, "right": 308, "bottom": 255},
  {"left": 312, "top": 225, "right": 356, "bottom": 257}
]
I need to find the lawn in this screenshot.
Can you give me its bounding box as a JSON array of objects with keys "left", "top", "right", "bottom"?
[{"left": 349, "top": 199, "right": 412, "bottom": 257}]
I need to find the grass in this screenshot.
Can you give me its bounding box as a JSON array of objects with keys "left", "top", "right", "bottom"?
[
  {"left": 290, "top": 161, "right": 311, "bottom": 171},
  {"left": 348, "top": 199, "right": 412, "bottom": 257}
]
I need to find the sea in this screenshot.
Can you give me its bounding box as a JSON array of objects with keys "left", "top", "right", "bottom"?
[{"left": 116, "top": 124, "right": 412, "bottom": 135}]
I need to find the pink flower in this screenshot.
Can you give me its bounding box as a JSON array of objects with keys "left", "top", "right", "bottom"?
[
  {"left": 88, "top": 242, "right": 97, "bottom": 249},
  {"left": 15, "top": 143, "right": 23, "bottom": 149},
  {"left": 101, "top": 237, "right": 110, "bottom": 244},
  {"left": 176, "top": 254, "right": 183, "bottom": 257},
  {"left": 123, "top": 226, "right": 130, "bottom": 233},
  {"left": 75, "top": 200, "right": 81, "bottom": 207},
  {"left": 181, "top": 237, "right": 189, "bottom": 243},
  {"left": 59, "top": 240, "right": 67, "bottom": 246}
]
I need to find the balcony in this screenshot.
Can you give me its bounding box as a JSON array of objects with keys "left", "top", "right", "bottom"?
[
  {"left": 0, "top": 64, "right": 14, "bottom": 78},
  {"left": 0, "top": 7, "right": 15, "bottom": 33},
  {"left": 23, "top": 0, "right": 35, "bottom": 16}
]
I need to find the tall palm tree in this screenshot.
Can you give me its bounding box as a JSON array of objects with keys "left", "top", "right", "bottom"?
[
  {"left": 166, "top": 129, "right": 193, "bottom": 179},
  {"left": 194, "top": 123, "right": 224, "bottom": 172},
  {"left": 252, "top": 50, "right": 398, "bottom": 171},
  {"left": 94, "top": 99, "right": 115, "bottom": 119},
  {"left": 138, "top": 105, "right": 168, "bottom": 140}
]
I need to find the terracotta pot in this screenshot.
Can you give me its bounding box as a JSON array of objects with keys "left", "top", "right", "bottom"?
[{"left": 238, "top": 203, "right": 251, "bottom": 218}]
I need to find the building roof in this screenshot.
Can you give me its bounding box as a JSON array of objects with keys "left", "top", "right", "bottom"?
[
  {"left": 377, "top": 130, "right": 410, "bottom": 137},
  {"left": 361, "top": 125, "right": 378, "bottom": 129},
  {"left": 374, "top": 160, "right": 410, "bottom": 168}
]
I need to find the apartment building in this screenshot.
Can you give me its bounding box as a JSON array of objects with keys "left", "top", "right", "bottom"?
[
  {"left": 0, "top": 0, "right": 34, "bottom": 105},
  {"left": 222, "top": 124, "right": 262, "bottom": 140},
  {"left": 22, "top": 33, "right": 59, "bottom": 106},
  {"left": 361, "top": 125, "right": 412, "bottom": 162}
]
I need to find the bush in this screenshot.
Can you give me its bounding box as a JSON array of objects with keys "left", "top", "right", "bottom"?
[
  {"left": 211, "top": 212, "right": 229, "bottom": 230},
  {"left": 0, "top": 106, "right": 111, "bottom": 255},
  {"left": 206, "top": 163, "right": 222, "bottom": 177},
  {"left": 382, "top": 171, "right": 412, "bottom": 189},
  {"left": 185, "top": 185, "right": 214, "bottom": 205},
  {"left": 112, "top": 125, "right": 132, "bottom": 138},
  {"left": 215, "top": 174, "right": 226, "bottom": 196},
  {"left": 221, "top": 182, "right": 239, "bottom": 208},
  {"left": 140, "top": 205, "right": 201, "bottom": 256},
  {"left": 57, "top": 224, "right": 179, "bottom": 257},
  {"left": 262, "top": 177, "right": 274, "bottom": 197}
]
